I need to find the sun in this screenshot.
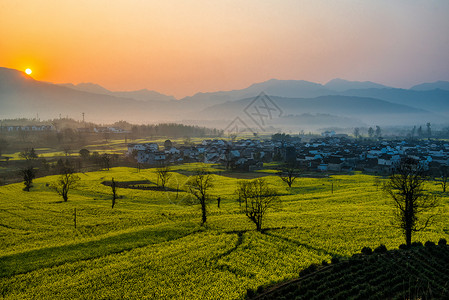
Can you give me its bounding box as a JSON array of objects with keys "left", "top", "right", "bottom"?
[{"left": 25, "top": 68, "right": 32, "bottom": 75}]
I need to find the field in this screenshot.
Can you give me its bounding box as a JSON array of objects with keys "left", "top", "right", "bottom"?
[{"left": 1, "top": 165, "right": 448, "bottom": 299}]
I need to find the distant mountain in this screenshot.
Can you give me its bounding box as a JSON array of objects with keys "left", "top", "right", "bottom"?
[
  {"left": 324, "top": 78, "right": 390, "bottom": 91},
  {"left": 410, "top": 81, "right": 449, "bottom": 91},
  {"left": 339, "top": 88, "right": 449, "bottom": 114},
  {"left": 60, "top": 82, "right": 176, "bottom": 102},
  {"left": 0, "top": 67, "right": 177, "bottom": 123},
  {"left": 180, "top": 79, "right": 334, "bottom": 106},
  {"left": 201, "top": 95, "right": 443, "bottom": 126},
  {"left": 1, "top": 67, "right": 448, "bottom": 128}
]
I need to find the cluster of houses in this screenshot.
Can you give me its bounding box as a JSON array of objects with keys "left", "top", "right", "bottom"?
[
  {"left": 128, "top": 136, "right": 449, "bottom": 174},
  {"left": 1, "top": 125, "right": 127, "bottom": 134},
  {"left": 2, "top": 125, "right": 54, "bottom": 132}
]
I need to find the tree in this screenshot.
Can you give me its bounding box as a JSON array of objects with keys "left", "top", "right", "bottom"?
[
  {"left": 164, "top": 139, "right": 173, "bottom": 149},
  {"left": 383, "top": 157, "right": 438, "bottom": 247},
  {"left": 111, "top": 177, "right": 118, "bottom": 208},
  {"left": 417, "top": 126, "right": 423, "bottom": 138},
  {"left": 375, "top": 126, "right": 382, "bottom": 139},
  {"left": 368, "top": 127, "right": 374, "bottom": 139},
  {"left": 21, "top": 166, "right": 36, "bottom": 191},
  {"left": 52, "top": 164, "right": 80, "bottom": 202},
  {"left": 238, "top": 178, "right": 280, "bottom": 231},
  {"left": 79, "top": 148, "right": 90, "bottom": 160},
  {"left": 186, "top": 169, "right": 213, "bottom": 224},
  {"left": 353, "top": 127, "right": 360, "bottom": 139},
  {"left": 19, "top": 148, "right": 38, "bottom": 160},
  {"left": 278, "top": 167, "right": 299, "bottom": 188},
  {"left": 101, "top": 153, "right": 111, "bottom": 170},
  {"left": 156, "top": 165, "right": 172, "bottom": 189}
]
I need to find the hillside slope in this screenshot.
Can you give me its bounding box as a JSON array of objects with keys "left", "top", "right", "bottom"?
[{"left": 251, "top": 243, "right": 449, "bottom": 300}]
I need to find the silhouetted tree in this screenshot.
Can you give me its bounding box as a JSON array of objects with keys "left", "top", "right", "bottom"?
[
  {"left": 238, "top": 178, "right": 280, "bottom": 231},
  {"left": 52, "top": 164, "right": 80, "bottom": 202},
  {"left": 426, "top": 122, "right": 431, "bottom": 138},
  {"left": 368, "top": 127, "right": 374, "bottom": 138},
  {"left": 21, "top": 166, "right": 36, "bottom": 191},
  {"left": 383, "top": 157, "right": 438, "bottom": 247},
  {"left": 375, "top": 126, "right": 382, "bottom": 139},
  {"left": 79, "top": 148, "right": 90, "bottom": 160},
  {"left": 353, "top": 127, "right": 360, "bottom": 139},
  {"left": 278, "top": 167, "right": 299, "bottom": 188},
  {"left": 19, "top": 148, "right": 38, "bottom": 160},
  {"left": 417, "top": 126, "right": 423, "bottom": 137},
  {"left": 156, "top": 165, "right": 172, "bottom": 189},
  {"left": 186, "top": 169, "right": 213, "bottom": 224},
  {"left": 102, "top": 153, "right": 111, "bottom": 170},
  {"left": 164, "top": 139, "right": 173, "bottom": 149}
]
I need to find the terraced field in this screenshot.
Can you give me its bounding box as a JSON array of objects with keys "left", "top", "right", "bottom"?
[
  {"left": 251, "top": 243, "right": 449, "bottom": 299},
  {"left": 1, "top": 166, "right": 448, "bottom": 299}
]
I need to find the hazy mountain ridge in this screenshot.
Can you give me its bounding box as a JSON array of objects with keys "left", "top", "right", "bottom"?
[
  {"left": 410, "top": 81, "right": 449, "bottom": 91},
  {"left": 60, "top": 82, "right": 177, "bottom": 102},
  {"left": 200, "top": 95, "right": 442, "bottom": 126},
  {"left": 1, "top": 67, "right": 448, "bottom": 128}
]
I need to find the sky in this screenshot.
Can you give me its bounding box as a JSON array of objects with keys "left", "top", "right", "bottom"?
[{"left": 1, "top": 0, "right": 449, "bottom": 98}]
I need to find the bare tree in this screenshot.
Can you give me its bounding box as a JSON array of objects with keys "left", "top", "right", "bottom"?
[
  {"left": 278, "top": 167, "right": 299, "bottom": 188},
  {"left": 52, "top": 164, "right": 80, "bottom": 202},
  {"left": 21, "top": 166, "right": 36, "bottom": 191},
  {"left": 186, "top": 169, "right": 213, "bottom": 224},
  {"left": 111, "top": 177, "right": 118, "bottom": 208},
  {"left": 383, "top": 157, "right": 438, "bottom": 247},
  {"left": 19, "top": 148, "right": 38, "bottom": 160},
  {"left": 238, "top": 178, "right": 280, "bottom": 231},
  {"left": 156, "top": 165, "right": 172, "bottom": 189}
]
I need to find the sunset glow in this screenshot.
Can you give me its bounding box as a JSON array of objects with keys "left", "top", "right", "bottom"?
[{"left": 1, "top": 1, "right": 448, "bottom": 98}]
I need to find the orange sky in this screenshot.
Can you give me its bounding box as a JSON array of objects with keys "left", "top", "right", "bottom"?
[{"left": 1, "top": 0, "right": 448, "bottom": 98}]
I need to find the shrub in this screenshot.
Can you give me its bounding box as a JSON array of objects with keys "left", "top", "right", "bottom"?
[
  {"left": 438, "top": 238, "right": 447, "bottom": 246},
  {"left": 374, "top": 244, "right": 387, "bottom": 254},
  {"left": 322, "top": 260, "right": 329, "bottom": 266},
  {"left": 299, "top": 263, "right": 318, "bottom": 276},
  {"left": 331, "top": 257, "right": 340, "bottom": 264},
  {"left": 361, "top": 246, "right": 372, "bottom": 255},
  {"left": 246, "top": 288, "right": 255, "bottom": 298},
  {"left": 399, "top": 244, "right": 409, "bottom": 250},
  {"left": 424, "top": 241, "right": 436, "bottom": 248},
  {"left": 411, "top": 241, "right": 423, "bottom": 247}
]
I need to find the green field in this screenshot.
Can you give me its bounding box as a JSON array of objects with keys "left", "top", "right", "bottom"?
[{"left": 1, "top": 166, "right": 448, "bottom": 299}]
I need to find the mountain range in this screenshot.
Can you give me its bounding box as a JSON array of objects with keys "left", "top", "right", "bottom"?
[{"left": 1, "top": 67, "right": 448, "bottom": 130}]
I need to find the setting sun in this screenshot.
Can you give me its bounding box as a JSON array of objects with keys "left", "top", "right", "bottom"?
[{"left": 25, "top": 68, "right": 32, "bottom": 75}]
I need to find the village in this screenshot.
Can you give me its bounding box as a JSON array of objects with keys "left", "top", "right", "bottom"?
[{"left": 127, "top": 134, "right": 449, "bottom": 175}]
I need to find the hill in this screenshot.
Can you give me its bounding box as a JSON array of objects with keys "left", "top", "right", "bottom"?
[
  {"left": 0, "top": 167, "right": 448, "bottom": 299},
  {"left": 250, "top": 242, "right": 449, "bottom": 299}
]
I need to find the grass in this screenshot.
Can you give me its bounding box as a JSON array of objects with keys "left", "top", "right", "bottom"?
[{"left": 1, "top": 167, "right": 448, "bottom": 299}]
